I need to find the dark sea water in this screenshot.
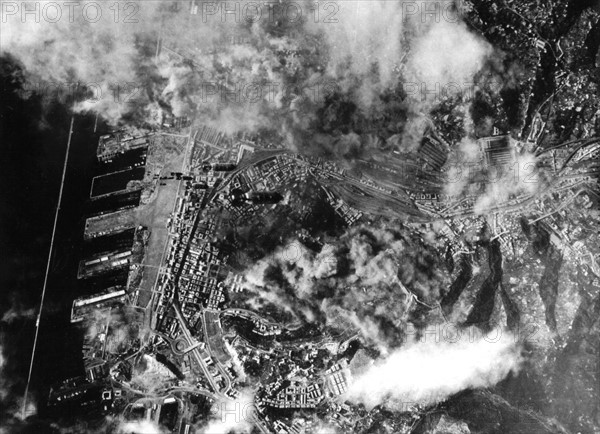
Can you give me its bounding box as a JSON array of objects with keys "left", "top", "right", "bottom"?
[
  {"left": 91, "top": 166, "right": 146, "bottom": 197},
  {"left": 82, "top": 228, "right": 136, "bottom": 257},
  {"left": 87, "top": 190, "right": 142, "bottom": 216},
  {"left": 0, "top": 55, "right": 111, "bottom": 422}
]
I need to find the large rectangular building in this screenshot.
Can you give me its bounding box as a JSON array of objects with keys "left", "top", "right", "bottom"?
[
  {"left": 478, "top": 135, "right": 516, "bottom": 168},
  {"left": 71, "top": 287, "right": 127, "bottom": 323}
]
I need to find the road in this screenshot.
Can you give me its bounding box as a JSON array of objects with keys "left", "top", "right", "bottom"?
[
  {"left": 433, "top": 138, "right": 600, "bottom": 219},
  {"left": 211, "top": 148, "right": 291, "bottom": 196},
  {"left": 200, "top": 310, "right": 232, "bottom": 393},
  {"left": 141, "top": 131, "right": 600, "bottom": 433},
  {"left": 159, "top": 148, "right": 282, "bottom": 433},
  {"left": 171, "top": 300, "right": 221, "bottom": 394},
  {"left": 171, "top": 305, "right": 270, "bottom": 434},
  {"left": 221, "top": 308, "right": 281, "bottom": 329}
]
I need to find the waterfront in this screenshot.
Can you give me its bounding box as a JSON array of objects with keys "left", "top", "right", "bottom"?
[
  {"left": 0, "top": 56, "right": 134, "bottom": 420},
  {"left": 87, "top": 190, "right": 142, "bottom": 217}
]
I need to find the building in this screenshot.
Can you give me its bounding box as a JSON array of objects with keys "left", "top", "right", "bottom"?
[
  {"left": 202, "top": 162, "right": 237, "bottom": 172},
  {"left": 324, "top": 360, "right": 349, "bottom": 396},
  {"left": 478, "top": 135, "right": 516, "bottom": 168},
  {"left": 230, "top": 189, "right": 283, "bottom": 205},
  {"left": 71, "top": 287, "right": 127, "bottom": 323},
  {"left": 418, "top": 136, "right": 448, "bottom": 171}
]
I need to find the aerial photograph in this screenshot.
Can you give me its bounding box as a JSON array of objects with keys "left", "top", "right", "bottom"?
[{"left": 1, "top": 0, "right": 600, "bottom": 433}]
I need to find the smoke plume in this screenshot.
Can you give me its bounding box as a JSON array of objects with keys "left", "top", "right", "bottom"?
[
  {"left": 117, "top": 419, "right": 165, "bottom": 434},
  {"left": 2, "top": 0, "right": 493, "bottom": 154},
  {"left": 197, "top": 390, "right": 255, "bottom": 434},
  {"left": 238, "top": 224, "right": 450, "bottom": 351},
  {"left": 345, "top": 328, "right": 522, "bottom": 410}
]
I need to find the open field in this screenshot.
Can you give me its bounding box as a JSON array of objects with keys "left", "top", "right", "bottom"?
[{"left": 134, "top": 133, "right": 189, "bottom": 309}]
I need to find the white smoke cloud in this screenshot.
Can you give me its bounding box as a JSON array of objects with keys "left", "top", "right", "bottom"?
[
  {"left": 0, "top": 342, "right": 9, "bottom": 403},
  {"left": 129, "top": 354, "right": 177, "bottom": 394},
  {"left": 1, "top": 306, "right": 36, "bottom": 324},
  {"left": 304, "top": 0, "right": 405, "bottom": 107},
  {"left": 117, "top": 419, "right": 165, "bottom": 434},
  {"left": 345, "top": 328, "right": 522, "bottom": 410},
  {"left": 312, "top": 422, "right": 339, "bottom": 434},
  {"left": 225, "top": 341, "right": 247, "bottom": 382},
  {"left": 1, "top": 0, "right": 163, "bottom": 123},
  {"left": 239, "top": 227, "right": 450, "bottom": 350},
  {"left": 324, "top": 307, "right": 391, "bottom": 355},
  {"left": 0, "top": 339, "right": 38, "bottom": 428},
  {"left": 443, "top": 134, "right": 540, "bottom": 214},
  {"left": 2, "top": 0, "right": 493, "bottom": 152},
  {"left": 407, "top": 19, "right": 491, "bottom": 90},
  {"left": 474, "top": 151, "right": 539, "bottom": 214},
  {"left": 443, "top": 137, "right": 481, "bottom": 198},
  {"left": 198, "top": 390, "right": 255, "bottom": 434},
  {"left": 402, "top": 19, "right": 491, "bottom": 148}
]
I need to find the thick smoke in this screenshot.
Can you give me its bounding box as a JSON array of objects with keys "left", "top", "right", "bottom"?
[
  {"left": 129, "top": 354, "right": 177, "bottom": 393},
  {"left": 402, "top": 19, "right": 492, "bottom": 148},
  {"left": 1, "top": 0, "right": 164, "bottom": 123},
  {"left": 117, "top": 419, "right": 165, "bottom": 434},
  {"left": 345, "top": 328, "right": 522, "bottom": 410},
  {"left": 0, "top": 337, "right": 37, "bottom": 432},
  {"left": 408, "top": 20, "right": 491, "bottom": 86},
  {"left": 473, "top": 151, "right": 539, "bottom": 214},
  {"left": 443, "top": 137, "right": 481, "bottom": 198},
  {"left": 196, "top": 390, "right": 255, "bottom": 434},
  {"left": 312, "top": 422, "right": 339, "bottom": 434},
  {"left": 85, "top": 305, "right": 144, "bottom": 343},
  {"left": 2, "top": 0, "right": 492, "bottom": 153},
  {"left": 239, "top": 224, "right": 450, "bottom": 351},
  {"left": 1, "top": 305, "right": 36, "bottom": 324},
  {"left": 0, "top": 1, "right": 518, "bottom": 429},
  {"left": 443, "top": 137, "right": 540, "bottom": 214}
]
